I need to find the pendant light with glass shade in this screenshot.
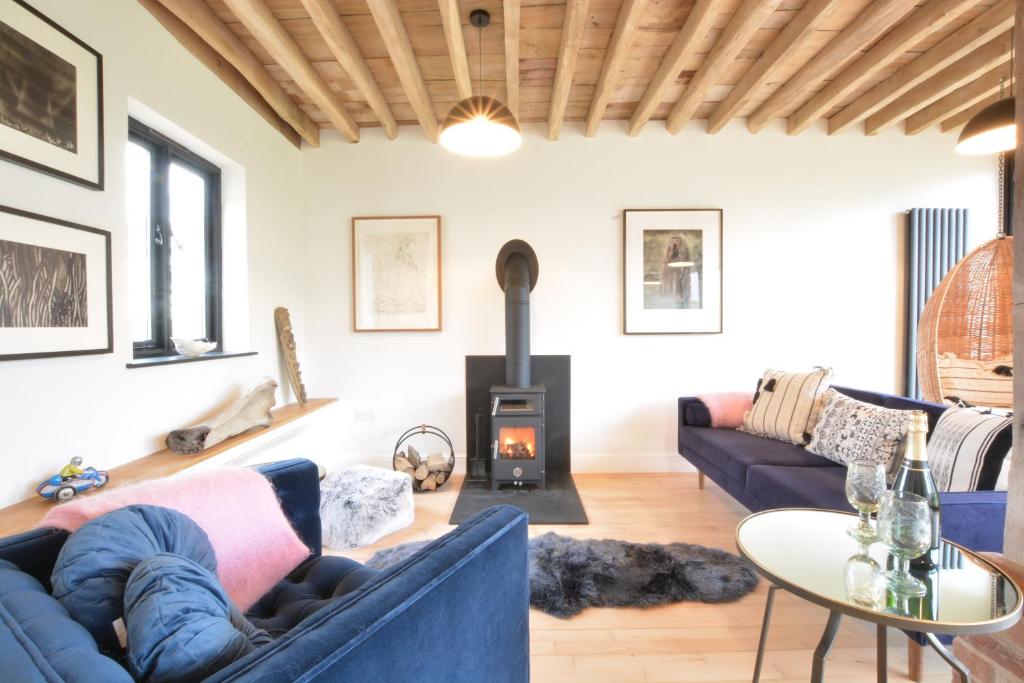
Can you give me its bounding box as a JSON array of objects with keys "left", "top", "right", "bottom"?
[
  {"left": 956, "top": 27, "right": 1015, "bottom": 156},
  {"left": 439, "top": 9, "right": 522, "bottom": 157}
]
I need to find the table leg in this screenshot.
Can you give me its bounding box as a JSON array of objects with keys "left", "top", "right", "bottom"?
[
  {"left": 810, "top": 611, "right": 842, "bottom": 683},
  {"left": 876, "top": 625, "right": 887, "bottom": 683},
  {"left": 752, "top": 585, "right": 777, "bottom": 683},
  {"left": 924, "top": 633, "right": 970, "bottom": 683}
]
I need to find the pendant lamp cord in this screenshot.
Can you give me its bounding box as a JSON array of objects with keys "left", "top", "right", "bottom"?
[
  {"left": 477, "top": 21, "right": 483, "bottom": 98},
  {"left": 1000, "top": 26, "right": 1013, "bottom": 237}
]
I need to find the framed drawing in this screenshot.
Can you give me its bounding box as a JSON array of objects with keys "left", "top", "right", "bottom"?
[
  {"left": 0, "top": 0, "right": 104, "bottom": 189},
  {"left": 623, "top": 209, "right": 722, "bottom": 334},
  {"left": 352, "top": 216, "right": 442, "bottom": 332},
  {"left": 0, "top": 204, "right": 112, "bottom": 360}
]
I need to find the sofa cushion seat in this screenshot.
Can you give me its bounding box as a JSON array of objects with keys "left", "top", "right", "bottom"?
[
  {"left": 0, "top": 559, "right": 131, "bottom": 682},
  {"left": 683, "top": 427, "right": 840, "bottom": 484},
  {"left": 247, "top": 555, "right": 379, "bottom": 637},
  {"left": 745, "top": 465, "right": 849, "bottom": 512}
]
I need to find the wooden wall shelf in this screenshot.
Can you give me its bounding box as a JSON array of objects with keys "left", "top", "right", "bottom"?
[{"left": 0, "top": 398, "right": 336, "bottom": 538}]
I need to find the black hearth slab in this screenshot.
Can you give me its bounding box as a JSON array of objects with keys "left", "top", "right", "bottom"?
[
  {"left": 448, "top": 472, "right": 588, "bottom": 525},
  {"left": 466, "top": 355, "right": 570, "bottom": 473}
]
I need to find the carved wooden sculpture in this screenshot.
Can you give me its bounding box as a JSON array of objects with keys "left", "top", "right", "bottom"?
[
  {"left": 274, "top": 307, "right": 308, "bottom": 405},
  {"left": 166, "top": 377, "right": 278, "bottom": 454}
]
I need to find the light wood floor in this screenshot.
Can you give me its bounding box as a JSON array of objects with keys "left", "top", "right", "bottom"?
[{"left": 335, "top": 473, "right": 952, "bottom": 683}]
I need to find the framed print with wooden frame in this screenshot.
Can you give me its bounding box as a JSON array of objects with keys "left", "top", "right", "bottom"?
[
  {"left": 352, "top": 216, "right": 442, "bottom": 332},
  {"left": 623, "top": 209, "right": 722, "bottom": 334},
  {"left": 0, "top": 204, "right": 113, "bottom": 360},
  {"left": 0, "top": 0, "right": 104, "bottom": 189}
]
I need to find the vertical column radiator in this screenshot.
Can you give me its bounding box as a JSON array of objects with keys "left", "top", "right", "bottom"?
[{"left": 905, "top": 209, "right": 968, "bottom": 398}]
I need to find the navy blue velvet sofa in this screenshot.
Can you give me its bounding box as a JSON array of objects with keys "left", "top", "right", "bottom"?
[
  {"left": 0, "top": 458, "right": 531, "bottom": 682},
  {"left": 678, "top": 386, "right": 1007, "bottom": 553}
]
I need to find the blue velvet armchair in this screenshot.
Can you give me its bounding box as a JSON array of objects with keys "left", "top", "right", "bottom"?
[{"left": 0, "top": 458, "right": 531, "bottom": 682}]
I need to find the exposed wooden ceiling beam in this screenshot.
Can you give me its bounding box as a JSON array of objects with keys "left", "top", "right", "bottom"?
[
  {"left": 905, "top": 63, "right": 1010, "bottom": 135},
  {"left": 222, "top": 0, "right": 359, "bottom": 142},
  {"left": 300, "top": 0, "right": 397, "bottom": 139},
  {"left": 667, "top": 0, "right": 780, "bottom": 135},
  {"left": 153, "top": 0, "right": 318, "bottom": 146},
  {"left": 139, "top": 0, "right": 300, "bottom": 147},
  {"left": 787, "top": 0, "right": 975, "bottom": 136},
  {"left": 706, "top": 0, "right": 838, "bottom": 135},
  {"left": 865, "top": 32, "right": 1011, "bottom": 135},
  {"left": 628, "top": 0, "right": 717, "bottom": 137},
  {"left": 504, "top": 0, "right": 520, "bottom": 118},
  {"left": 548, "top": 0, "right": 590, "bottom": 140},
  {"left": 828, "top": 0, "right": 1014, "bottom": 135},
  {"left": 747, "top": 0, "right": 917, "bottom": 133},
  {"left": 584, "top": 0, "right": 647, "bottom": 137},
  {"left": 438, "top": 0, "right": 472, "bottom": 101},
  {"left": 366, "top": 0, "right": 439, "bottom": 141},
  {"left": 940, "top": 93, "right": 1000, "bottom": 133}
]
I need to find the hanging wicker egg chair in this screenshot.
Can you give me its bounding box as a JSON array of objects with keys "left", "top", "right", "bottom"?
[{"left": 916, "top": 235, "right": 1014, "bottom": 407}]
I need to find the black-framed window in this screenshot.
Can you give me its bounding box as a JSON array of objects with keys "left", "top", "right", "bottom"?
[{"left": 127, "top": 119, "right": 222, "bottom": 358}]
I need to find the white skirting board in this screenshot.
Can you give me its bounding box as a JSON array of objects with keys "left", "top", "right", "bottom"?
[{"left": 318, "top": 453, "right": 694, "bottom": 475}]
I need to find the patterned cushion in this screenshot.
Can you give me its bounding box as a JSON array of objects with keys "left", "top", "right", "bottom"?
[
  {"left": 808, "top": 389, "right": 914, "bottom": 472},
  {"left": 740, "top": 368, "right": 832, "bottom": 445},
  {"left": 927, "top": 407, "right": 1012, "bottom": 492}
]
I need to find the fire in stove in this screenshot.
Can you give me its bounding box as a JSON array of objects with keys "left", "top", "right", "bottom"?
[{"left": 499, "top": 426, "right": 536, "bottom": 459}]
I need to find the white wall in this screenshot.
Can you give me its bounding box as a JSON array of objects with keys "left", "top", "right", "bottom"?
[
  {"left": 301, "top": 123, "right": 997, "bottom": 472},
  {"left": 0, "top": 0, "right": 306, "bottom": 506}
]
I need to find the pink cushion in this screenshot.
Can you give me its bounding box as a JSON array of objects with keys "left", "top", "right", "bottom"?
[
  {"left": 696, "top": 392, "right": 754, "bottom": 429},
  {"left": 41, "top": 466, "right": 310, "bottom": 611}
]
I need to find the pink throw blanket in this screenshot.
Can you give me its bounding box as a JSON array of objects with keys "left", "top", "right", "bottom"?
[
  {"left": 42, "top": 466, "right": 310, "bottom": 611},
  {"left": 696, "top": 392, "right": 754, "bottom": 429}
]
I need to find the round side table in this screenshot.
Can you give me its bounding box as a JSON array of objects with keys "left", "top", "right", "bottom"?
[{"left": 736, "top": 508, "right": 1021, "bottom": 683}]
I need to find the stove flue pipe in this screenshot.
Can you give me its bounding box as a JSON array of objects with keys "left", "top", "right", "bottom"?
[{"left": 495, "top": 240, "right": 539, "bottom": 388}]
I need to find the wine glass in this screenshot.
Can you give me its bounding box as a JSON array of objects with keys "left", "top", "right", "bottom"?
[
  {"left": 845, "top": 460, "right": 886, "bottom": 542},
  {"left": 878, "top": 491, "right": 932, "bottom": 597},
  {"left": 845, "top": 543, "right": 882, "bottom": 608}
]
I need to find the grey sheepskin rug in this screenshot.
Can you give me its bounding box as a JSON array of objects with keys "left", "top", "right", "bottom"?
[{"left": 366, "top": 531, "right": 758, "bottom": 618}]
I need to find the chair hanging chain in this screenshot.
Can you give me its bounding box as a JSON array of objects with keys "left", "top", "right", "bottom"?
[{"left": 998, "top": 151, "right": 1005, "bottom": 236}]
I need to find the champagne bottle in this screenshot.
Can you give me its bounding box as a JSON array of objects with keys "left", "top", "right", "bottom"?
[{"left": 892, "top": 411, "right": 941, "bottom": 569}]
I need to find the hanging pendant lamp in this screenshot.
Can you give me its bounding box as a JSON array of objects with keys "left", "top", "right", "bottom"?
[
  {"left": 956, "top": 97, "right": 1015, "bottom": 155},
  {"left": 957, "top": 29, "right": 1015, "bottom": 155},
  {"left": 439, "top": 9, "right": 522, "bottom": 157}
]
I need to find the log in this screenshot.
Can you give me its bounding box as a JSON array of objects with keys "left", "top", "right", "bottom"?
[
  {"left": 414, "top": 464, "right": 429, "bottom": 481},
  {"left": 435, "top": 471, "right": 447, "bottom": 486},
  {"left": 407, "top": 445, "right": 421, "bottom": 467},
  {"left": 419, "top": 474, "right": 437, "bottom": 491},
  {"left": 426, "top": 453, "right": 451, "bottom": 472},
  {"left": 394, "top": 456, "right": 413, "bottom": 471}
]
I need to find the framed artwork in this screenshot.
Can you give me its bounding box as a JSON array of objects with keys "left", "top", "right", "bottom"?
[
  {"left": 352, "top": 216, "right": 442, "bottom": 332},
  {"left": 623, "top": 209, "right": 722, "bottom": 334},
  {"left": 0, "top": 204, "right": 112, "bottom": 360},
  {"left": 0, "top": 0, "right": 104, "bottom": 189}
]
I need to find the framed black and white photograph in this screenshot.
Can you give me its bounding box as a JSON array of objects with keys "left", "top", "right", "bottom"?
[
  {"left": 0, "top": 0, "right": 103, "bottom": 189},
  {"left": 352, "top": 216, "right": 442, "bottom": 332},
  {"left": 623, "top": 209, "right": 722, "bottom": 334},
  {"left": 0, "top": 204, "right": 112, "bottom": 360}
]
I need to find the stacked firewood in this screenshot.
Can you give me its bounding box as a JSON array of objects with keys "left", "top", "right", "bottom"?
[{"left": 393, "top": 445, "right": 454, "bottom": 492}]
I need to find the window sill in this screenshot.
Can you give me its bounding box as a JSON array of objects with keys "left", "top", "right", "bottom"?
[{"left": 126, "top": 350, "right": 257, "bottom": 369}]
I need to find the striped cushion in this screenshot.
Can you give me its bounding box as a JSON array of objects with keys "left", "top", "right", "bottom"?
[
  {"left": 928, "top": 407, "right": 1012, "bottom": 492},
  {"left": 740, "top": 368, "right": 832, "bottom": 445}
]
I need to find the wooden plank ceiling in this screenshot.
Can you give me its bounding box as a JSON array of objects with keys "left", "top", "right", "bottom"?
[{"left": 146, "top": 0, "right": 1015, "bottom": 145}]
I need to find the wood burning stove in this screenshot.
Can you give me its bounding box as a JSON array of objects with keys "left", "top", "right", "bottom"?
[
  {"left": 491, "top": 240, "right": 545, "bottom": 490},
  {"left": 490, "top": 387, "right": 544, "bottom": 489}
]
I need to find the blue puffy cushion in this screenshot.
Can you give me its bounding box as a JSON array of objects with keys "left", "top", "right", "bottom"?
[
  {"left": 0, "top": 559, "right": 131, "bottom": 682},
  {"left": 125, "top": 553, "right": 271, "bottom": 682},
  {"left": 51, "top": 505, "right": 217, "bottom": 649}
]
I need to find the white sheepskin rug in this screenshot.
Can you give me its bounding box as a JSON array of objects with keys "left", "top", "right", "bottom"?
[{"left": 319, "top": 465, "right": 414, "bottom": 549}]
